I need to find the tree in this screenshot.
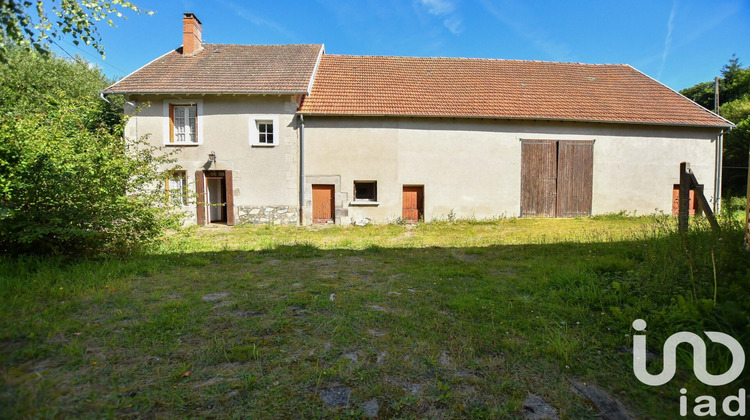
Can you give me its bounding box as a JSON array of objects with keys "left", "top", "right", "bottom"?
[
  {"left": 0, "top": 47, "right": 178, "bottom": 256},
  {"left": 680, "top": 56, "right": 750, "bottom": 195},
  {"left": 0, "top": 0, "right": 151, "bottom": 61}
]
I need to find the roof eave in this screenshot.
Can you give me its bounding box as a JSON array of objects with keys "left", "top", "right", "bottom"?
[
  {"left": 296, "top": 112, "right": 733, "bottom": 129},
  {"left": 102, "top": 90, "right": 308, "bottom": 96}
]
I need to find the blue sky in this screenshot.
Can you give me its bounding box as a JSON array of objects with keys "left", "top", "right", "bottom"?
[{"left": 54, "top": 0, "right": 749, "bottom": 91}]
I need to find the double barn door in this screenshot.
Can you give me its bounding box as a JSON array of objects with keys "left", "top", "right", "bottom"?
[{"left": 521, "top": 140, "right": 594, "bottom": 218}]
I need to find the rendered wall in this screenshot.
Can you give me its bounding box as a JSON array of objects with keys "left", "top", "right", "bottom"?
[
  {"left": 123, "top": 95, "right": 301, "bottom": 224},
  {"left": 302, "top": 117, "right": 720, "bottom": 224}
]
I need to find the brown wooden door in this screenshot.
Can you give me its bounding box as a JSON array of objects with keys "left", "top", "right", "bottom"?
[
  {"left": 312, "top": 184, "right": 335, "bottom": 223},
  {"left": 521, "top": 140, "right": 558, "bottom": 217},
  {"left": 195, "top": 170, "right": 206, "bottom": 225},
  {"left": 402, "top": 186, "right": 424, "bottom": 222},
  {"left": 556, "top": 141, "right": 593, "bottom": 217},
  {"left": 224, "top": 170, "right": 235, "bottom": 226},
  {"left": 671, "top": 184, "right": 697, "bottom": 216}
]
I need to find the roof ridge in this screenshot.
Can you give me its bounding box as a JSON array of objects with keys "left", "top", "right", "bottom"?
[
  {"left": 323, "top": 54, "right": 629, "bottom": 66},
  {"left": 202, "top": 42, "right": 324, "bottom": 47}
]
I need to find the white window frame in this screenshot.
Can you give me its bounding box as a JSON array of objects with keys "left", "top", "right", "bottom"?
[
  {"left": 249, "top": 115, "right": 279, "bottom": 147},
  {"left": 166, "top": 170, "right": 188, "bottom": 206},
  {"left": 163, "top": 100, "right": 204, "bottom": 145},
  {"left": 351, "top": 180, "right": 379, "bottom": 205}
]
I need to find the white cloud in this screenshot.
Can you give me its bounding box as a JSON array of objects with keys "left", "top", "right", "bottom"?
[
  {"left": 444, "top": 16, "right": 463, "bottom": 35},
  {"left": 418, "top": 0, "right": 462, "bottom": 35},
  {"left": 658, "top": 0, "right": 678, "bottom": 80},
  {"left": 421, "top": 0, "right": 455, "bottom": 15}
]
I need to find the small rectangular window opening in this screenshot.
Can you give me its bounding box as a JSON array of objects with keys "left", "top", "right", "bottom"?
[
  {"left": 354, "top": 181, "right": 377, "bottom": 202},
  {"left": 258, "top": 121, "right": 274, "bottom": 144}
]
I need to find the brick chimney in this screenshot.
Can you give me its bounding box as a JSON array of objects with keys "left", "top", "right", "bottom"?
[{"left": 182, "top": 13, "right": 202, "bottom": 56}]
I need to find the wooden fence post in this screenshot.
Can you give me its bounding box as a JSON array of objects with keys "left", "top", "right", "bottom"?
[
  {"left": 745, "top": 151, "right": 750, "bottom": 252},
  {"left": 679, "top": 162, "right": 690, "bottom": 234}
]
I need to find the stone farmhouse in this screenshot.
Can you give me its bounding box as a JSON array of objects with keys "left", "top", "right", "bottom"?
[{"left": 102, "top": 13, "right": 732, "bottom": 226}]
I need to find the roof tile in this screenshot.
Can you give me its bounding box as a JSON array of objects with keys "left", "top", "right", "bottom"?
[
  {"left": 104, "top": 44, "right": 323, "bottom": 94},
  {"left": 299, "top": 55, "right": 729, "bottom": 127}
]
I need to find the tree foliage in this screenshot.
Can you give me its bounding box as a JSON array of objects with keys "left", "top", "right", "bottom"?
[
  {"left": 680, "top": 55, "right": 750, "bottom": 195},
  {"left": 0, "top": 0, "right": 150, "bottom": 61},
  {"left": 0, "top": 47, "right": 177, "bottom": 256}
]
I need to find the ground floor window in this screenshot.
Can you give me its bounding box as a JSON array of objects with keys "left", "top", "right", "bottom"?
[
  {"left": 354, "top": 181, "right": 377, "bottom": 202},
  {"left": 166, "top": 171, "right": 187, "bottom": 206}
]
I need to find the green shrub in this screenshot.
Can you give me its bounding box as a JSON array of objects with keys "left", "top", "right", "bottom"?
[{"left": 0, "top": 48, "right": 178, "bottom": 256}]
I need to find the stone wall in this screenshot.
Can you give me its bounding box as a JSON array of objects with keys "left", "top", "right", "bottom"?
[{"left": 237, "top": 205, "right": 299, "bottom": 225}]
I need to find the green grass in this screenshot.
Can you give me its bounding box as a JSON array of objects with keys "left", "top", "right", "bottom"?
[{"left": 1, "top": 216, "right": 748, "bottom": 418}]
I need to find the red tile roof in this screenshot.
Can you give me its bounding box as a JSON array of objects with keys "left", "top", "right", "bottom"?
[
  {"left": 104, "top": 44, "right": 323, "bottom": 94},
  {"left": 299, "top": 55, "right": 730, "bottom": 127}
]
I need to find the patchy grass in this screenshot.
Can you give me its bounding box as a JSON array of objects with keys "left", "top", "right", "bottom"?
[{"left": 1, "top": 216, "right": 748, "bottom": 418}]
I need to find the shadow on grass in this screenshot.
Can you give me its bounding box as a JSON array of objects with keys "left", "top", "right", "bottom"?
[{"left": 0, "top": 223, "right": 748, "bottom": 418}]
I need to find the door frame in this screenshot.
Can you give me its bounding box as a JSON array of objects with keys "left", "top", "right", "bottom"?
[
  {"left": 402, "top": 185, "right": 425, "bottom": 223},
  {"left": 312, "top": 184, "right": 335, "bottom": 224},
  {"left": 195, "top": 170, "right": 234, "bottom": 226},
  {"left": 205, "top": 176, "right": 227, "bottom": 224}
]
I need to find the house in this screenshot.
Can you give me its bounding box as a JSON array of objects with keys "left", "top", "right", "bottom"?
[{"left": 103, "top": 13, "right": 732, "bottom": 226}]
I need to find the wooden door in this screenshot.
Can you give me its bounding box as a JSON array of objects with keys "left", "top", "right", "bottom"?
[
  {"left": 312, "top": 184, "right": 334, "bottom": 223},
  {"left": 402, "top": 186, "right": 424, "bottom": 222},
  {"left": 521, "top": 140, "right": 557, "bottom": 217},
  {"left": 672, "top": 184, "right": 697, "bottom": 216},
  {"left": 556, "top": 141, "right": 594, "bottom": 217},
  {"left": 224, "top": 170, "right": 234, "bottom": 226},
  {"left": 195, "top": 170, "right": 206, "bottom": 225}
]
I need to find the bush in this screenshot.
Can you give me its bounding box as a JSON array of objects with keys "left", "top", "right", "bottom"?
[{"left": 0, "top": 48, "right": 178, "bottom": 256}]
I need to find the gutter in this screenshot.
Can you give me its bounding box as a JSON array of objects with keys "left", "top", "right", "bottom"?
[
  {"left": 295, "top": 112, "right": 734, "bottom": 129},
  {"left": 299, "top": 114, "right": 305, "bottom": 226},
  {"left": 102, "top": 90, "right": 310, "bottom": 96},
  {"left": 99, "top": 92, "right": 113, "bottom": 105}
]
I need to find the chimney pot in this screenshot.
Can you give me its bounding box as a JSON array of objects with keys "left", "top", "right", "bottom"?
[{"left": 182, "top": 13, "right": 203, "bottom": 56}]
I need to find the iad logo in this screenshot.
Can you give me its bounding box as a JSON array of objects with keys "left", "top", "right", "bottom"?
[{"left": 632, "top": 319, "right": 746, "bottom": 417}]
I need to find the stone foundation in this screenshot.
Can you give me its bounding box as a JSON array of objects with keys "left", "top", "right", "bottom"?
[{"left": 237, "top": 205, "right": 299, "bottom": 225}]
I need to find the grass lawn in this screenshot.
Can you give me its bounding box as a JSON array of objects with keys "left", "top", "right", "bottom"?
[{"left": 1, "top": 217, "right": 748, "bottom": 418}]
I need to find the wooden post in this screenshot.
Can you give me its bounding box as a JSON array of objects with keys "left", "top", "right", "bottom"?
[
  {"left": 688, "top": 172, "right": 720, "bottom": 232},
  {"left": 679, "top": 162, "right": 690, "bottom": 234},
  {"left": 745, "top": 150, "right": 750, "bottom": 251}
]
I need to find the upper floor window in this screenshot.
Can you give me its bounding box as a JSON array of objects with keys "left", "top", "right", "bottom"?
[
  {"left": 163, "top": 100, "right": 203, "bottom": 145},
  {"left": 258, "top": 121, "right": 273, "bottom": 144},
  {"left": 171, "top": 105, "right": 196, "bottom": 143},
  {"left": 250, "top": 115, "right": 279, "bottom": 147}
]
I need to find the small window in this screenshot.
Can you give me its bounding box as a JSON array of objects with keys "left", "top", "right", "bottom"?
[
  {"left": 354, "top": 181, "right": 377, "bottom": 202},
  {"left": 250, "top": 115, "right": 279, "bottom": 147},
  {"left": 258, "top": 121, "right": 274, "bottom": 144},
  {"left": 166, "top": 171, "right": 187, "bottom": 206}
]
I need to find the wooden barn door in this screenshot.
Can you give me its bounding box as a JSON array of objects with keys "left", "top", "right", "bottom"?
[
  {"left": 521, "top": 140, "right": 558, "bottom": 217},
  {"left": 521, "top": 140, "right": 593, "bottom": 217},
  {"left": 556, "top": 141, "right": 593, "bottom": 217},
  {"left": 402, "top": 186, "right": 424, "bottom": 222},
  {"left": 312, "top": 184, "right": 335, "bottom": 223}
]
